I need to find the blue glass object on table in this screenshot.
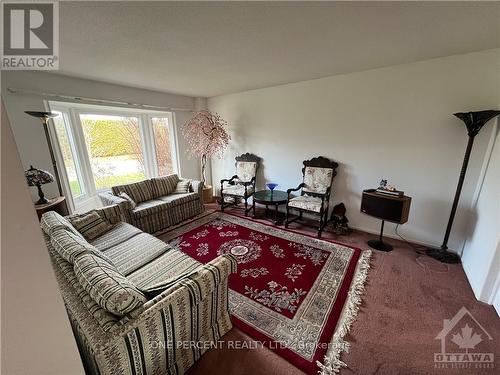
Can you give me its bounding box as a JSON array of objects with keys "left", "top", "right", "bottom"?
[{"left": 266, "top": 183, "right": 278, "bottom": 199}]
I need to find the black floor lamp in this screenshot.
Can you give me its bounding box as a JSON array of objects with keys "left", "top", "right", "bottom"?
[
  {"left": 426, "top": 110, "right": 500, "bottom": 264},
  {"left": 25, "top": 111, "right": 64, "bottom": 196}
]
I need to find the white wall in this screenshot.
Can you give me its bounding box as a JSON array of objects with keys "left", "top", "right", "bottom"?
[
  {"left": 461, "top": 126, "right": 500, "bottom": 306},
  {"left": 1, "top": 71, "right": 201, "bottom": 203},
  {"left": 1, "top": 100, "right": 84, "bottom": 374},
  {"left": 208, "top": 49, "right": 500, "bottom": 253}
]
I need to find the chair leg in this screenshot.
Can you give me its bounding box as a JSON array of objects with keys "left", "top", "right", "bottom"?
[
  {"left": 285, "top": 205, "right": 289, "bottom": 228},
  {"left": 220, "top": 193, "right": 225, "bottom": 212},
  {"left": 252, "top": 198, "right": 256, "bottom": 216},
  {"left": 244, "top": 197, "right": 248, "bottom": 216},
  {"left": 318, "top": 213, "right": 323, "bottom": 238},
  {"left": 323, "top": 209, "right": 329, "bottom": 228}
]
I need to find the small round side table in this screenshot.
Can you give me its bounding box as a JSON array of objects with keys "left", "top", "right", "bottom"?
[
  {"left": 35, "top": 196, "right": 68, "bottom": 221},
  {"left": 253, "top": 190, "right": 288, "bottom": 224}
]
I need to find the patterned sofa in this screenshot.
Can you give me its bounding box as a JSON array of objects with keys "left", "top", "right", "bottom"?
[
  {"left": 41, "top": 206, "right": 236, "bottom": 375},
  {"left": 99, "top": 174, "right": 204, "bottom": 234}
]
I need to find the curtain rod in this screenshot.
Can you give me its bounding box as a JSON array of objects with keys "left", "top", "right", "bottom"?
[{"left": 6, "top": 87, "right": 195, "bottom": 112}]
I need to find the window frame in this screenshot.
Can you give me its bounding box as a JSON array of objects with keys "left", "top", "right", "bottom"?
[
  {"left": 49, "top": 108, "right": 87, "bottom": 209},
  {"left": 48, "top": 101, "right": 179, "bottom": 211}
]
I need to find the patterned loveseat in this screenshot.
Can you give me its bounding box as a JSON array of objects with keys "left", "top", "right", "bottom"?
[
  {"left": 99, "top": 174, "right": 204, "bottom": 234},
  {"left": 41, "top": 206, "right": 236, "bottom": 375}
]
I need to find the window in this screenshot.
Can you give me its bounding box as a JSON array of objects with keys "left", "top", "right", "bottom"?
[
  {"left": 49, "top": 102, "right": 179, "bottom": 210},
  {"left": 79, "top": 114, "right": 146, "bottom": 191},
  {"left": 52, "top": 111, "right": 85, "bottom": 199},
  {"left": 152, "top": 116, "right": 174, "bottom": 176}
]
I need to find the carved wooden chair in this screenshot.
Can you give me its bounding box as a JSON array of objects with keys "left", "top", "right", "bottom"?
[
  {"left": 285, "top": 156, "right": 338, "bottom": 237},
  {"left": 220, "top": 153, "right": 261, "bottom": 216}
]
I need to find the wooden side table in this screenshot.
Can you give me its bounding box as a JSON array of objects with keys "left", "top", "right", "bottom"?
[{"left": 35, "top": 196, "right": 69, "bottom": 220}]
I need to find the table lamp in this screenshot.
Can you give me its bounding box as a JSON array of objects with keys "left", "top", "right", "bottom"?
[{"left": 25, "top": 165, "right": 55, "bottom": 205}]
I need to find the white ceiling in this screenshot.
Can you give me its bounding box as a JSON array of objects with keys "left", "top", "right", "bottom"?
[{"left": 58, "top": 1, "right": 500, "bottom": 98}]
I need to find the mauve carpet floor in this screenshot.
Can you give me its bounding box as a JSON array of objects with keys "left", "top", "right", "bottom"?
[{"left": 186, "top": 205, "right": 499, "bottom": 375}]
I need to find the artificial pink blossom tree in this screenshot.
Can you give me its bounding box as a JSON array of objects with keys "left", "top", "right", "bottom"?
[{"left": 182, "top": 110, "right": 231, "bottom": 184}]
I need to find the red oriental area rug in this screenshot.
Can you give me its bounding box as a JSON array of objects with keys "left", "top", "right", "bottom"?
[{"left": 158, "top": 212, "right": 371, "bottom": 374}]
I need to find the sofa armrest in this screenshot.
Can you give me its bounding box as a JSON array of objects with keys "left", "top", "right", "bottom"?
[
  {"left": 95, "top": 254, "right": 236, "bottom": 374},
  {"left": 99, "top": 191, "right": 129, "bottom": 207},
  {"left": 113, "top": 254, "right": 237, "bottom": 335},
  {"left": 191, "top": 180, "right": 204, "bottom": 197},
  {"left": 141, "top": 254, "right": 237, "bottom": 297},
  {"left": 98, "top": 192, "right": 132, "bottom": 223},
  {"left": 94, "top": 204, "right": 126, "bottom": 224}
]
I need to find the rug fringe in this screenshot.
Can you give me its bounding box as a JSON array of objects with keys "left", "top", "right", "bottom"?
[{"left": 317, "top": 249, "right": 372, "bottom": 374}]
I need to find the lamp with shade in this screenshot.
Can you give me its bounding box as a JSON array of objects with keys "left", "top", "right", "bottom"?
[{"left": 25, "top": 166, "right": 55, "bottom": 205}]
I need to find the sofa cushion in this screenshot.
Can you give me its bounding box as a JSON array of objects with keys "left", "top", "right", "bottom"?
[
  {"left": 132, "top": 199, "right": 170, "bottom": 219},
  {"left": 157, "top": 192, "right": 198, "bottom": 205},
  {"left": 112, "top": 180, "right": 154, "bottom": 204},
  {"left": 174, "top": 179, "right": 191, "bottom": 194},
  {"left": 128, "top": 249, "right": 202, "bottom": 292},
  {"left": 74, "top": 253, "right": 147, "bottom": 316},
  {"left": 40, "top": 211, "right": 83, "bottom": 239},
  {"left": 90, "top": 222, "right": 142, "bottom": 252},
  {"left": 151, "top": 174, "right": 179, "bottom": 197},
  {"left": 102, "top": 233, "right": 170, "bottom": 276},
  {"left": 51, "top": 228, "right": 112, "bottom": 264},
  {"left": 69, "top": 211, "right": 113, "bottom": 241}
]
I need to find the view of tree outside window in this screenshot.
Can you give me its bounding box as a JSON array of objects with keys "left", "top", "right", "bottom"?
[
  {"left": 79, "top": 114, "right": 146, "bottom": 190},
  {"left": 152, "top": 117, "right": 174, "bottom": 176}
]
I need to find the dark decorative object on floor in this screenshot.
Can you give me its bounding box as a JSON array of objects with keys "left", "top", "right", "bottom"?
[
  {"left": 427, "top": 110, "right": 500, "bottom": 264},
  {"left": 25, "top": 111, "right": 63, "bottom": 196},
  {"left": 328, "top": 203, "right": 350, "bottom": 235},
  {"left": 25, "top": 165, "right": 54, "bottom": 205}
]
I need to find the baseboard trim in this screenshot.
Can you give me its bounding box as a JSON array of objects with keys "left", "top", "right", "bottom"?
[{"left": 347, "top": 224, "right": 441, "bottom": 251}]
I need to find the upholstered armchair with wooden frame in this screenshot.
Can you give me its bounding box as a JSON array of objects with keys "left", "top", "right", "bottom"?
[
  {"left": 285, "top": 156, "right": 339, "bottom": 237},
  {"left": 220, "top": 153, "right": 261, "bottom": 216}
]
